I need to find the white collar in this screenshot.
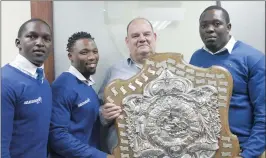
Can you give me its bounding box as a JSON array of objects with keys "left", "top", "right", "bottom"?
[
  {"left": 67, "top": 65, "right": 95, "bottom": 86},
  {"left": 203, "top": 36, "right": 237, "bottom": 55},
  {"left": 9, "top": 54, "right": 44, "bottom": 76}
]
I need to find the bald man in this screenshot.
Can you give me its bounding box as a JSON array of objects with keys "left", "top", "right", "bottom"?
[{"left": 98, "top": 17, "right": 157, "bottom": 153}]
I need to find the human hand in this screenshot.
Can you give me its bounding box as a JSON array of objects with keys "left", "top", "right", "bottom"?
[
  {"left": 235, "top": 149, "right": 243, "bottom": 158},
  {"left": 107, "top": 154, "right": 115, "bottom": 158},
  {"left": 101, "top": 103, "right": 122, "bottom": 121}
]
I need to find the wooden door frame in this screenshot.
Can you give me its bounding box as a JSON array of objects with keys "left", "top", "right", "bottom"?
[{"left": 31, "top": 1, "right": 54, "bottom": 83}]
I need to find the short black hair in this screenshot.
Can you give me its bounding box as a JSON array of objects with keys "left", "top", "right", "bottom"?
[
  {"left": 126, "top": 17, "right": 154, "bottom": 35},
  {"left": 66, "top": 31, "right": 95, "bottom": 52},
  {"left": 17, "top": 18, "right": 51, "bottom": 38},
  {"left": 200, "top": 5, "right": 230, "bottom": 24}
]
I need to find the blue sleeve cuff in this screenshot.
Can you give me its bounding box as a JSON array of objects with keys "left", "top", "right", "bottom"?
[
  {"left": 241, "top": 150, "right": 263, "bottom": 158},
  {"left": 93, "top": 150, "right": 107, "bottom": 158}
]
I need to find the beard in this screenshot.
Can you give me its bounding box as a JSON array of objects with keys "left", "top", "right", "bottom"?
[
  {"left": 87, "top": 69, "right": 96, "bottom": 75},
  {"left": 73, "top": 63, "right": 97, "bottom": 79},
  {"left": 82, "top": 67, "right": 96, "bottom": 77}
]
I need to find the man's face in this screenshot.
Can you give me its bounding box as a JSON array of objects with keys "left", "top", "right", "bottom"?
[
  {"left": 199, "top": 9, "right": 231, "bottom": 52},
  {"left": 68, "top": 38, "right": 99, "bottom": 76},
  {"left": 126, "top": 19, "right": 157, "bottom": 64},
  {"left": 16, "top": 21, "right": 52, "bottom": 67}
]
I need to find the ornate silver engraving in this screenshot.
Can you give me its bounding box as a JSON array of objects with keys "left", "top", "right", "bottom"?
[
  {"left": 148, "top": 67, "right": 156, "bottom": 75},
  {"left": 218, "top": 87, "right": 227, "bottom": 93},
  {"left": 186, "top": 68, "right": 195, "bottom": 74},
  {"left": 118, "top": 123, "right": 125, "bottom": 128},
  {"left": 156, "top": 67, "right": 164, "bottom": 76},
  {"left": 176, "top": 63, "right": 186, "bottom": 69},
  {"left": 118, "top": 115, "right": 124, "bottom": 120},
  {"left": 186, "top": 74, "right": 195, "bottom": 81},
  {"left": 121, "top": 139, "right": 129, "bottom": 144},
  {"left": 106, "top": 96, "right": 114, "bottom": 103},
  {"left": 120, "top": 146, "right": 129, "bottom": 151},
  {"left": 221, "top": 136, "right": 231, "bottom": 142},
  {"left": 221, "top": 152, "right": 232, "bottom": 157},
  {"left": 223, "top": 143, "right": 232, "bottom": 148},
  {"left": 196, "top": 72, "right": 205, "bottom": 77},
  {"left": 216, "top": 74, "right": 225, "bottom": 79},
  {"left": 218, "top": 103, "right": 227, "bottom": 107},
  {"left": 208, "top": 80, "right": 217, "bottom": 86},
  {"left": 218, "top": 95, "right": 227, "bottom": 101},
  {"left": 141, "top": 73, "right": 149, "bottom": 82},
  {"left": 156, "top": 61, "right": 167, "bottom": 68},
  {"left": 219, "top": 81, "right": 228, "bottom": 87},
  {"left": 128, "top": 83, "right": 136, "bottom": 91},
  {"left": 122, "top": 69, "right": 221, "bottom": 158},
  {"left": 135, "top": 79, "right": 143, "bottom": 87},
  {"left": 167, "top": 58, "right": 176, "bottom": 65},
  {"left": 206, "top": 73, "right": 215, "bottom": 79},
  {"left": 176, "top": 70, "right": 186, "bottom": 76},
  {"left": 196, "top": 79, "right": 206, "bottom": 84},
  {"left": 146, "top": 60, "right": 155, "bottom": 66},
  {"left": 121, "top": 154, "right": 130, "bottom": 158},
  {"left": 168, "top": 65, "right": 176, "bottom": 73},
  {"left": 120, "top": 86, "right": 127, "bottom": 95},
  {"left": 111, "top": 87, "right": 118, "bottom": 96},
  {"left": 120, "top": 131, "right": 127, "bottom": 137}
]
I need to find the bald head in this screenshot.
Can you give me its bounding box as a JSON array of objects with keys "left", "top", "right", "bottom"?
[{"left": 126, "top": 18, "right": 154, "bottom": 35}]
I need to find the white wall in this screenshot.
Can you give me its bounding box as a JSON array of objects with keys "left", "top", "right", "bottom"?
[
  {"left": 221, "top": 1, "right": 265, "bottom": 53},
  {"left": 156, "top": 1, "right": 216, "bottom": 62},
  {"left": 1, "top": 1, "right": 31, "bottom": 66},
  {"left": 53, "top": 1, "right": 215, "bottom": 92},
  {"left": 53, "top": 1, "right": 126, "bottom": 92}
]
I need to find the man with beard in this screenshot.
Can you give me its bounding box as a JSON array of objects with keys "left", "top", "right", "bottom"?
[
  {"left": 1, "top": 18, "right": 53, "bottom": 158},
  {"left": 189, "top": 5, "right": 265, "bottom": 158},
  {"left": 48, "top": 32, "right": 114, "bottom": 158},
  {"left": 98, "top": 17, "right": 157, "bottom": 154}
]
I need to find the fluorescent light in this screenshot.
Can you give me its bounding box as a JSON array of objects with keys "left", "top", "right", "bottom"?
[
  {"left": 157, "top": 21, "right": 172, "bottom": 30},
  {"left": 137, "top": 8, "right": 185, "bottom": 21},
  {"left": 152, "top": 21, "right": 160, "bottom": 28},
  {"left": 150, "top": 20, "right": 172, "bottom": 30}
]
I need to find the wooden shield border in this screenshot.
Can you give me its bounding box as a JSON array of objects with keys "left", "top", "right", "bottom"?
[{"left": 104, "top": 53, "right": 240, "bottom": 158}]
